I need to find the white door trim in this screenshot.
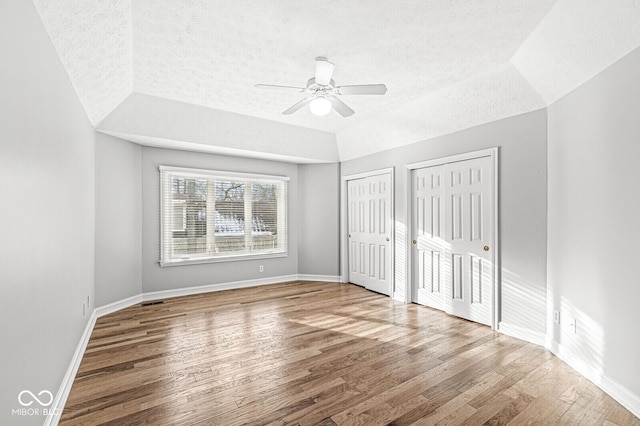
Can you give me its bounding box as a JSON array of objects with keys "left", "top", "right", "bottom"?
[
  {"left": 406, "top": 148, "right": 497, "bottom": 171},
  {"left": 342, "top": 167, "right": 395, "bottom": 182},
  {"left": 341, "top": 167, "right": 395, "bottom": 297},
  {"left": 405, "top": 148, "right": 500, "bottom": 329}
]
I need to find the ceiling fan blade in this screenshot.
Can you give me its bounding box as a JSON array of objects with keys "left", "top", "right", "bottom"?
[
  {"left": 315, "top": 57, "right": 335, "bottom": 86},
  {"left": 282, "top": 97, "right": 313, "bottom": 115},
  {"left": 329, "top": 96, "right": 355, "bottom": 117},
  {"left": 255, "top": 84, "right": 306, "bottom": 92},
  {"left": 336, "top": 84, "right": 387, "bottom": 95}
]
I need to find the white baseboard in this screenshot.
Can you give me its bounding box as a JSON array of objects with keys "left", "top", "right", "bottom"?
[
  {"left": 501, "top": 324, "right": 640, "bottom": 417},
  {"left": 141, "top": 274, "right": 344, "bottom": 302},
  {"left": 546, "top": 339, "right": 640, "bottom": 419},
  {"left": 91, "top": 275, "right": 342, "bottom": 316},
  {"left": 497, "top": 321, "right": 547, "bottom": 346},
  {"left": 45, "top": 311, "right": 97, "bottom": 426},
  {"left": 297, "top": 274, "right": 343, "bottom": 282},
  {"left": 142, "top": 274, "right": 300, "bottom": 302},
  {"left": 95, "top": 293, "right": 143, "bottom": 318},
  {"left": 598, "top": 371, "right": 640, "bottom": 419}
]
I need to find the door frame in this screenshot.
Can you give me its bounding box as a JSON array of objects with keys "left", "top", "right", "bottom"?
[
  {"left": 341, "top": 167, "right": 395, "bottom": 298},
  {"left": 405, "top": 148, "right": 500, "bottom": 329}
]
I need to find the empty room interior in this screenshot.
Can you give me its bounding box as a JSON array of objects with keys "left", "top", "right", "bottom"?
[{"left": 2, "top": 1, "right": 640, "bottom": 425}]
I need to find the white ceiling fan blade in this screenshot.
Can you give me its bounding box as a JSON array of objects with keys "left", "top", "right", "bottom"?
[
  {"left": 329, "top": 96, "right": 355, "bottom": 117},
  {"left": 315, "top": 57, "right": 335, "bottom": 86},
  {"left": 282, "top": 97, "right": 313, "bottom": 115},
  {"left": 255, "top": 84, "right": 306, "bottom": 92},
  {"left": 336, "top": 84, "right": 387, "bottom": 95}
]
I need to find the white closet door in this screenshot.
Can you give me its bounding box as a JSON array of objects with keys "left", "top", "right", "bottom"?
[
  {"left": 348, "top": 178, "right": 368, "bottom": 287},
  {"left": 348, "top": 173, "right": 392, "bottom": 296},
  {"left": 444, "top": 156, "right": 493, "bottom": 325},
  {"left": 412, "top": 155, "right": 494, "bottom": 326},
  {"left": 413, "top": 166, "right": 445, "bottom": 311}
]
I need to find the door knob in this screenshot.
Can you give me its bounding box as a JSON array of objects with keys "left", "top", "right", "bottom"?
[
  {"left": 483, "top": 245, "right": 489, "bottom": 251},
  {"left": 386, "top": 237, "right": 390, "bottom": 242},
  {"left": 348, "top": 234, "right": 351, "bottom": 238},
  {"left": 412, "top": 240, "right": 417, "bottom": 245}
]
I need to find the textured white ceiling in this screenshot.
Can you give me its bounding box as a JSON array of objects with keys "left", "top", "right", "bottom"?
[
  {"left": 337, "top": 63, "right": 546, "bottom": 160},
  {"left": 31, "top": 0, "right": 640, "bottom": 161},
  {"left": 32, "top": 0, "right": 132, "bottom": 125},
  {"left": 130, "top": 0, "right": 555, "bottom": 133},
  {"left": 512, "top": 0, "right": 640, "bottom": 105}
]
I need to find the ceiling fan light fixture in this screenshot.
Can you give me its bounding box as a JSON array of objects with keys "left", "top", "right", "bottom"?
[{"left": 309, "top": 96, "right": 332, "bottom": 116}]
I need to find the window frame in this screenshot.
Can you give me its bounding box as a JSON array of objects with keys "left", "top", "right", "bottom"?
[{"left": 159, "top": 165, "right": 289, "bottom": 267}]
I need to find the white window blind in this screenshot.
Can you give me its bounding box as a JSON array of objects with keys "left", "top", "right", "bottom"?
[{"left": 159, "top": 166, "right": 288, "bottom": 266}]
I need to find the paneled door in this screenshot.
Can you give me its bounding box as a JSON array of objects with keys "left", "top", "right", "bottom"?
[
  {"left": 413, "top": 165, "right": 446, "bottom": 311},
  {"left": 347, "top": 172, "right": 392, "bottom": 296},
  {"left": 412, "top": 155, "right": 494, "bottom": 326}
]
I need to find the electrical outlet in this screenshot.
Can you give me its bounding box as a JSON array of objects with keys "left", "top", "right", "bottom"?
[
  {"left": 553, "top": 310, "right": 560, "bottom": 324},
  {"left": 568, "top": 317, "right": 576, "bottom": 334},
  {"left": 259, "top": 265, "right": 264, "bottom": 273}
]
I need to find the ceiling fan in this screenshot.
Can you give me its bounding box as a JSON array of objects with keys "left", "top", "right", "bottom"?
[{"left": 255, "top": 57, "right": 387, "bottom": 117}]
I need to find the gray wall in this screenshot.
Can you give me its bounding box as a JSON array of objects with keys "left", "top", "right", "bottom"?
[
  {"left": 141, "top": 147, "right": 299, "bottom": 292},
  {"left": 95, "top": 133, "right": 142, "bottom": 306},
  {"left": 0, "top": 1, "right": 95, "bottom": 424},
  {"left": 547, "top": 46, "right": 640, "bottom": 397},
  {"left": 298, "top": 163, "right": 341, "bottom": 276},
  {"left": 341, "top": 110, "right": 548, "bottom": 335}
]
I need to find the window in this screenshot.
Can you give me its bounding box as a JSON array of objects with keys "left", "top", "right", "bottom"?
[{"left": 160, "top": 166, "right": 288, "bottom": 266}]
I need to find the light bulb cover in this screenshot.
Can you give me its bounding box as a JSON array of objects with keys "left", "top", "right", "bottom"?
[{"left": 309, "top": 97, "right": 332, "bottom": 116}]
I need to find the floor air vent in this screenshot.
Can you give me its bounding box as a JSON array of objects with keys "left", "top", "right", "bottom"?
[{"left": 141, "top": 300, "right": 164, "bottom": 306}]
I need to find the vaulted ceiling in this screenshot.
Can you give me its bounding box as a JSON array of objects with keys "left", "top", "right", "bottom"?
[{"left": 33, "top": 0, "right": 640, "bottom": 162}]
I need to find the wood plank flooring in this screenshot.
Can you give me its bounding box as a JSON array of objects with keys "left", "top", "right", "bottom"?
[{"left": 61, "top": 281, "right": 640, "bottom": 425}]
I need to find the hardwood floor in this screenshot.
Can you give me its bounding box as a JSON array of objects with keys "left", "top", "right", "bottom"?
[{"left": 61, "top": 282, "right": 639, "bottom": 425}]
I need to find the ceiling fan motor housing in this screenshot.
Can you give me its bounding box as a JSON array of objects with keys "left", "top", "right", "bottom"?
[{"left": 306, "top": 78, "right": 336, "bottom": 94}]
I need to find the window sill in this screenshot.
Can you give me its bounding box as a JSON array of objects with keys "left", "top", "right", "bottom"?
[{"left": 159, "top": 251, "right": 288, "bottom": 267}]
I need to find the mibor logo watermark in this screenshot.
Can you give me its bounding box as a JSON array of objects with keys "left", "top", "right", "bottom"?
[{"left": 12, "top": 390, "right": 60, "bottom": 417}]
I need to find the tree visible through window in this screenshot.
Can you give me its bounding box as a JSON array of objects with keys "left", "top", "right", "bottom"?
[{"left": 160, "top": 167, "right": 288, "bottom": 265}]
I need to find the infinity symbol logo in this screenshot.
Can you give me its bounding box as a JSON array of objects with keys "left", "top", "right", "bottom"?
[{"left": 18, "top": 390, "right": 53, "bottom": 407}]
